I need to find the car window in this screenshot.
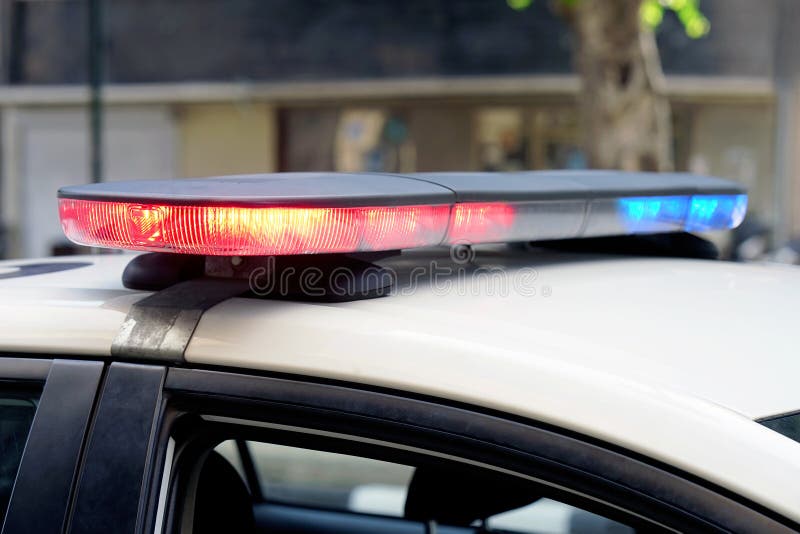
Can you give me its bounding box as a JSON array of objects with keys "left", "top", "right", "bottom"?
[
  {"left": 0, "top": 390, "right": 39, "bottom": 524},
  {"left": 217, "top": 439, "right": 414, "bottom": 516},
  {"left": 760, "top": 411, "right": 800, "bottom": 444},
  {"left": 213, "top": 438, "right": 633, "bottom": 533},
  {"left": 487, "top": 499, "right": 633, "bottom": 534}
]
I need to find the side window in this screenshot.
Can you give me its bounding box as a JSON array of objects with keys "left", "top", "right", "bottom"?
[
  {"left": 161, "top": 372, "right": 789, "bottom": 534},
  {"left": 487, "top": 499, "right": 633, "bottom": 534},
  {"left": 217, "top": 440, "right": 414, "bottom": 517},
  {"left": 164, "top": 434, "right": 635, "bottom": 534},
  {"left": 0, "top": 389, "right": 39, "bottom": 524}
]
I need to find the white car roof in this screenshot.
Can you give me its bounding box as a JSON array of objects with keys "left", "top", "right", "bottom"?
[{"left": 1, "top": 249, "right": 799, "bottom": 521}]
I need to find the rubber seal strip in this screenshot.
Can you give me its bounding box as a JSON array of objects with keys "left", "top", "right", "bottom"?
[{"left": 111, "top": 277, "right": 250, "bottom": 362}]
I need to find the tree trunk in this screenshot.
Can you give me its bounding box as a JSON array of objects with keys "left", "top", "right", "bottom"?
[{"left": 568, "top": 0, "right": 673, "bottom": 171}]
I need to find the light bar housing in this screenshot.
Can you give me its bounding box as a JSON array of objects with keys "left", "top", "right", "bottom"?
[{"left": 58, "top": 171, "right": 747, "bottom": 256}]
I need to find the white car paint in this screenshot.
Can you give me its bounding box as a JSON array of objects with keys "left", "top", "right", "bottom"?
[{"left": 0, "top": 249, "right": 799, "bottom": 521}]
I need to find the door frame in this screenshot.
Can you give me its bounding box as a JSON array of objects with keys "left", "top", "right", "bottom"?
[
  {"left": 1, "top": 357, "right": 103, "bottom": 534},
  {"left": 134, "top": 366, "right": 799, "bottom": 534}
]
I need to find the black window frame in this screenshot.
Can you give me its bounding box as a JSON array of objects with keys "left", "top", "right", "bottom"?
[
  {"left": 0, "top": 357, "right": 47, "bottom": 532},
  {"left": 135, "top": 366, "right": 800, "bottom": 534},
  {"left": 186, "top": 421, "right": 655, "bottom": 530},
  {"left": 67, "top": 362, "right": 167, "bottom": 534},
  {"left": 0, "top": 356, "right": 104, "bottom": 534}
]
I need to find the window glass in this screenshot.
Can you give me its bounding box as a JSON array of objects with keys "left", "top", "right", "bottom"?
[
  {"left": 213, "top": 439, "right": 247, "bottom": 482},
  {"left": 334, "top": 109, "right": 415, "bottom": 173},
  {"left": 213, "top": 438, "right": 634, "bottom": 533},
  {"left": 247, "top": 440, "right": 413, "bottom": 516},
  {"left": 0, "top": 390, "right": 39, "bottom": 524},
  {"left": 488, "top": 498, "right": 633, "bottom": 534},
  {"left": 476, "top": 108, "right": 526, "bottom": 171},
  {"left": 529, "top": 108, "right": 584, "bottom": 170},
  {"left": 760, "top": 411, "right": 800, "bottom": 444}
]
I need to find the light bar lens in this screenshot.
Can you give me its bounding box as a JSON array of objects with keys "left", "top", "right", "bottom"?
[
  {"left": 59, "top": 199, "right": 450, "bottom": 255},
  {"left": 618, "top": 196, "right": 689, "bottom": 232},
  {"left": 619, "top": 194, "right": 747, "bottom": 233},
  {"left": 447, "top": 202, "right": 516, "bottom": 243},
  {"left": 59, "top": 194, "right": 748, "bottom": 255},
  {"left": 446, "top": 200, "right": 587, "bottom": 244},
  {"left": 685, "top": 194, "right": 748, "bottom": 231}
]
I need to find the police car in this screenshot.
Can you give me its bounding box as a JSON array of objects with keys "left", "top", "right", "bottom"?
[{"left": 0, "top": 171, "right": 798, "bottom": 534}]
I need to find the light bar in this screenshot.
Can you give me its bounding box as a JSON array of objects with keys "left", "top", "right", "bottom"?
[
  {"left": 58, "top": 200, "right": 451, "bottom": 256},
  {"left": 58, "top": 172, "right": 748, "bottom": 255}
]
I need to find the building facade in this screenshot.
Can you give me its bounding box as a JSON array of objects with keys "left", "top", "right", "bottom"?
[{"left": 0, "top": 0, "right": 795, "bottom": 258}]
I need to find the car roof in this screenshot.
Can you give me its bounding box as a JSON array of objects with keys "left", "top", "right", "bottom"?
[
  {"left": 1, "top": 249, "right": 800, "bottom": 520},
  {"left": 1, "top": 248, "right": 796, "bottom": 418}
]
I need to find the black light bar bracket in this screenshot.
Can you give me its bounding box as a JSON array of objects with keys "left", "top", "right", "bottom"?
[{"left": 122, "top": 251, "right": 396, "bottom": 302}]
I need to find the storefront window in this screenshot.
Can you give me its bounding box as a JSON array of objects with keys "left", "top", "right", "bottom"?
[
  {"left": 475, "top": 108, "right": 527, "bottom": 171},
  {"left": 334, "top": 109, "right": 416, "bottom": 173},
  {"left": 530, "top": 107, "right": 585, "bottom": 170}
]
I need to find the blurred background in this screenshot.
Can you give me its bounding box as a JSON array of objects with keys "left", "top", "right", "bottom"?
[{"left": 0, "top": 0, "right": 798, "bottom": 261}]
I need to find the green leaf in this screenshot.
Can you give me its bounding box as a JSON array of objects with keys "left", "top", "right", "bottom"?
[
  {"left": 684, "top": 16, "right": 710, "bottom": 38},
  {"left": 663, "top": 0, "right": 710, "bottom": 38},
  {"left": 641, "top": 0, "right": 664, "bottom": 27},
  {"left": 507, "top": 0, "right": 709, "bottom": 39},
  {"left": 506, "top": 0, "right": 533, "bottom": 11}
]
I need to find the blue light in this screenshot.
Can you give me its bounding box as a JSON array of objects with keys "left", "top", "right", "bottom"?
[
  {"left": 618, "top": 194, "right": 747, "bottom": 233},
  {"left": 685, "top": 194, "right": 748, "bottom": 231},
  {"left": 618, "top": 196, "right": 689, "bottom": 232}
]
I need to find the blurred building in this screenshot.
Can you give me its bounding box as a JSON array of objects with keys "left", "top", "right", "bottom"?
[{"left": 0, "top": 0, "right": 796, "bottom": 258}]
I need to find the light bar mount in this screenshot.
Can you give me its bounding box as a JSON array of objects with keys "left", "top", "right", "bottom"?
[{"left": 121, "top": 251, "right": 396, "bottom": 302}]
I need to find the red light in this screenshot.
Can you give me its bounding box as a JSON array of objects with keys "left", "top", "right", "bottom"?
[
  {"left": 126, "top": 205, "right": 165, "bottom": 245},
  {"left": 59, "top": 199, "right": 451, "bottom": 255},
  {"left": 446, "top": 202, "right": 516, "bottom": 244}
]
